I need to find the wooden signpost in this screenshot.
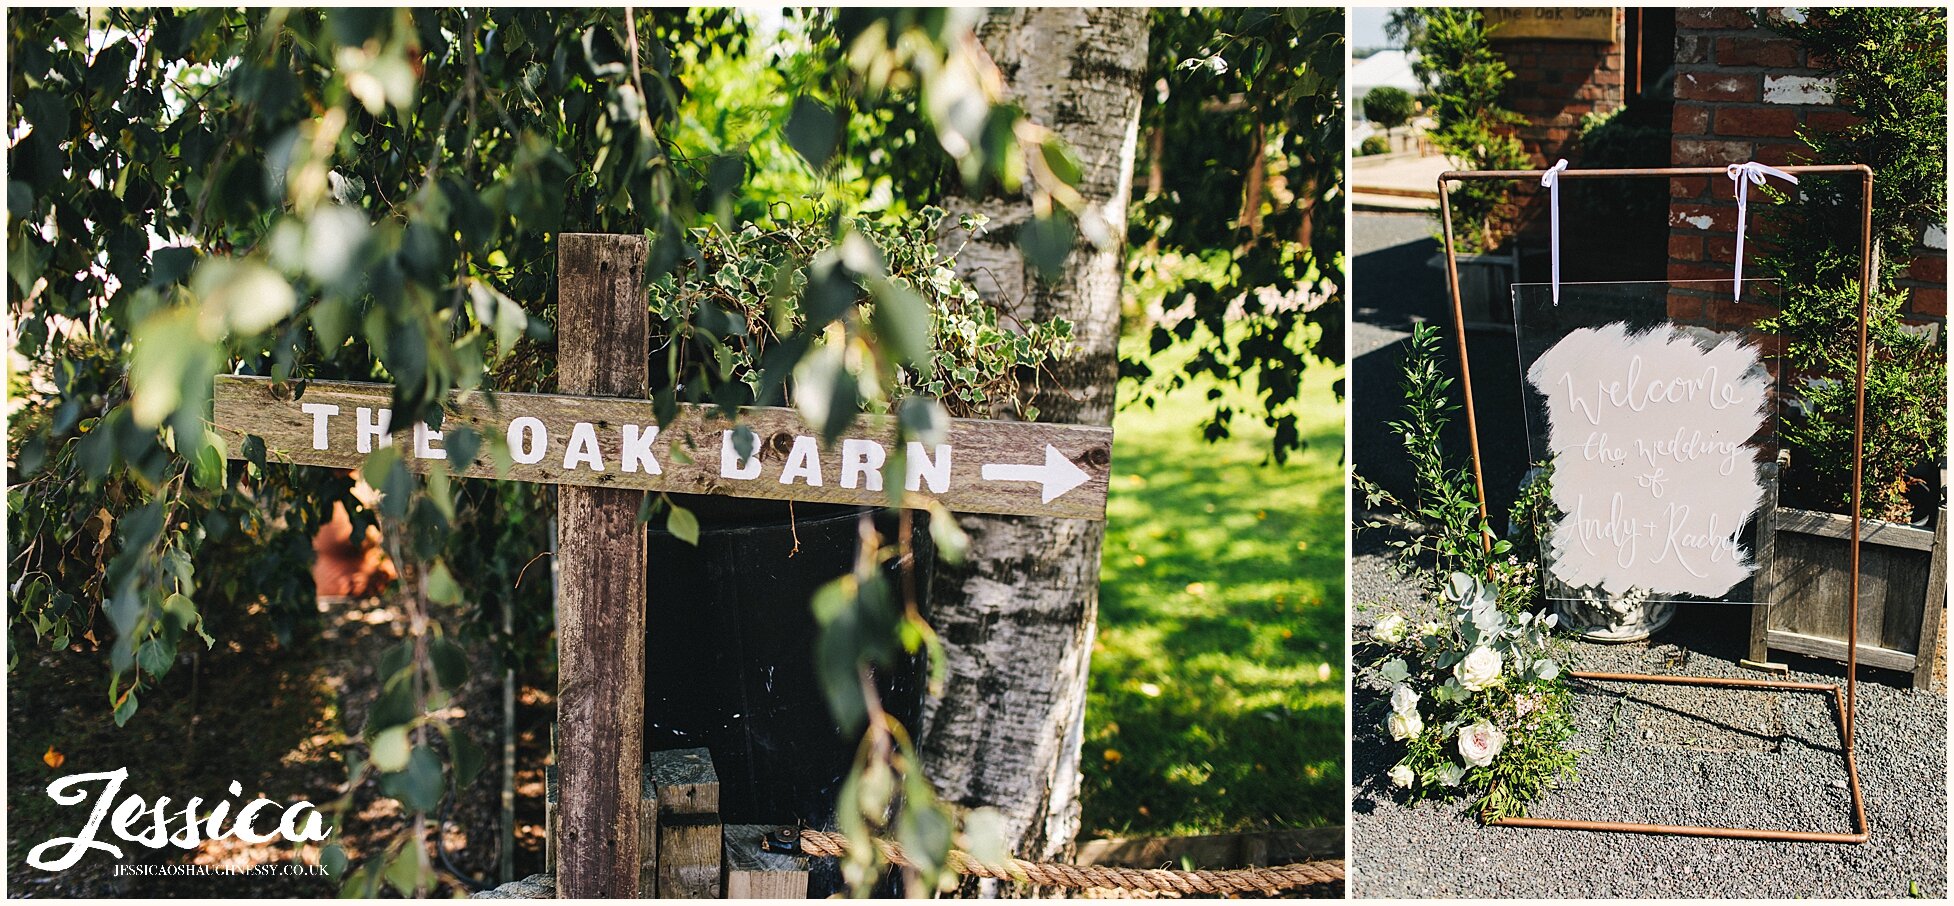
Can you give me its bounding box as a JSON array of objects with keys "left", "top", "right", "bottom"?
[{"left": 209, "top": 234, "right": 1113, "bottom": 896}]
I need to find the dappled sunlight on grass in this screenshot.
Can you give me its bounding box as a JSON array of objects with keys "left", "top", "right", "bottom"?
[{"left": 1082, "top": 342, "right": 1345, "bottom": 838}]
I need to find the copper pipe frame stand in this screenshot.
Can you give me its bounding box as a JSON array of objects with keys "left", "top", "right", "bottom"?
[
  {"left": 1490, "top": 671, "right": 1870, "bottom": 843},
  {"left": 1437, "top": 165, "right": 1876, "bottom": 846}
]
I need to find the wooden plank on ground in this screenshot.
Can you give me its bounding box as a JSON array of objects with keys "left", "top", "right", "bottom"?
[
  {"left": 1763, "top": 629, "right": 1917, "bottom": 673},
  {"left": 723, "top": 825, "right": 809, "bottom": 898}
]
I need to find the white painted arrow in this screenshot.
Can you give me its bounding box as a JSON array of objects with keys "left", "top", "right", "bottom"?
[{"left": 981, "top": 444, "right": 1092, "bottom": 504}]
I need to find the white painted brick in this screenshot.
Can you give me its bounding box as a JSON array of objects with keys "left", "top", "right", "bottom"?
[{"left": 1763, "top": 74, "right": 1834, "bottom": 105}]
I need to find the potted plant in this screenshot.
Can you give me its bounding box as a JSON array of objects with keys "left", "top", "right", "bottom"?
[
  {"left": 1748, "top": 9, "right": 1947, "bottom": 688},
  {"left": 1394, "top": 8, "right": 1528, "bottom": 321}
]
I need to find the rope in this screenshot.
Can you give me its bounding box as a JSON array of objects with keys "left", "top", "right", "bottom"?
[{"left": 792, "top": 828, "right": 1345, "bottom": 896}]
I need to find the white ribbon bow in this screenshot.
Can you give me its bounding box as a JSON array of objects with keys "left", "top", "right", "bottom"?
[
  {"left": 1540, "top": 159, "right": 1569, "bottom": 304},
  {"left": 1726, "top": 161, "right": 1798, "bottom": 301}
]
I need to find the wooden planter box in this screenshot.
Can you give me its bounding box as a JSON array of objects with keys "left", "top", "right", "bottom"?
[
  {"left": 1428, "top": 249, "right": 1517, "bottom": 324},
  {"left": 1750, "top": 506, "right": 1947, "bottom": 690}
]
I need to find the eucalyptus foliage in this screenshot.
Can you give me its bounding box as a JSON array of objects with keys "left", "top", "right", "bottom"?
[
  {"left": 1356, "top": 323, "right": 1509, "bottom": 584},
  {"left": 1356, "top": 327, "right": 1578, "bottom": 823},
  {"left": 9, "top": 7, "right": 1085, "bottom": 895}
]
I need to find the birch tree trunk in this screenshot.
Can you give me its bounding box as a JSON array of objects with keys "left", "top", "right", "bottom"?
[{"left": 919, "top": 7, "right": 1148, "bottom": 889}]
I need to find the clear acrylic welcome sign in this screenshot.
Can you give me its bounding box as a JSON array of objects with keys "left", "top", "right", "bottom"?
[{"left": 1512, "top": 279, "right": 1780, "bottom": 608}]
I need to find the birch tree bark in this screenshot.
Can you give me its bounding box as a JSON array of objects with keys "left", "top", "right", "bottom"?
[{"left": 919, "top": 6, "right": 1148, "bottom": 885}]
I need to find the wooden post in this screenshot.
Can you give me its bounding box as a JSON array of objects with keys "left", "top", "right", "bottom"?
[
  {"left": 638, "top": 764, "right": 659, "bottom": 896},
  {"left": 651, "top": 747, "right": 722, "bottom": 897},
  {"left": 553, "top": 233, "right": 650, "bottom": 897},
  {"left": 543, "top": 765, "right": 557, "bottom": 872},
  {"left": 1916, "top": 509, "right": 1947, "bottom": 691},
  {"left": 724, "top": 825, "right": 810, "bottom": 898}
]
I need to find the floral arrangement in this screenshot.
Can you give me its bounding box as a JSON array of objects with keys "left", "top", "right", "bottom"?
[{"left": 1362, "top": 572, "right": 1579, "bottom": 821}]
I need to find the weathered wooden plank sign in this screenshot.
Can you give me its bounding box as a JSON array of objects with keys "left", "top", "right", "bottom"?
[
  {"left": 1482, "top": 7, "right": 1618, "bottom": 43},
  {"left": 211, "top": 376, "right": 1112, "bottom": 520}
]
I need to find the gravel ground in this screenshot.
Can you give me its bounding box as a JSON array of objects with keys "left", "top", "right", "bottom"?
[{"left": 1347, "top": 537, "right": 1947, "bottom": 899}]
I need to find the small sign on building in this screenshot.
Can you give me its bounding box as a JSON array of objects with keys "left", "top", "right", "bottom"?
[{"left": 1483, "top": 7, "right": 1619, "bottom": 43}]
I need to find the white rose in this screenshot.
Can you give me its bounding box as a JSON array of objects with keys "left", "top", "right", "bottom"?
[
  {"left": 1390, "top": 683, "right": 1420, "bottom": 715},
  {"left": 1453, "top": 646, "right": 1504, "bottom": 692},
  {"left": 1388, "top": 763, "right": 1415, "bottom": 788},
  {"left": 1419, "top": 621, "right": 1445, "bottom": 637},
  {"left": 1437, "top": 762, "right": 1466, "bottom": 787},
  {"left": 1457, "top": 720, "right": 1507, "bottom": 768},
  {"left": 1386, "top": 708, "right": 1424, "bottom": 741},
  {"left": 1373, "top": 613, "right": 1408, "bottom": 645}
]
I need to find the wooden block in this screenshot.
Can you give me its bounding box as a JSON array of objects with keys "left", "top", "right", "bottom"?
[
  {"left": 651, "top": 748, "right": 721, "bottom": 898},
  {"left": 650, "top": 747, "right": 720, "bottom": 817},
  {"left": 724, "top": 825, "right": 809, "bottom": 899}
]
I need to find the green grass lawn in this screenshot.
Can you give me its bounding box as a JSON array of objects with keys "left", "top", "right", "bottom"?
[{"left": 1080, "top": 340, "right": 1346, "bottom": 838}]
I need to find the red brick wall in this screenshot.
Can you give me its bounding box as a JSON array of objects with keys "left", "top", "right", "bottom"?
[
  {"left": 1494, "top": 14, "right": 1627, "bottom": 238},
  {"left": 1667, "top": 7, "right": 1946, "bottom": 327}
]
